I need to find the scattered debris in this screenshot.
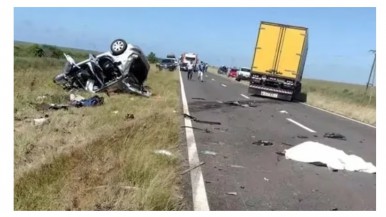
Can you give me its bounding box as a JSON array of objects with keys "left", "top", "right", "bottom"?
[
  {"left": 251, "top": 135, "right": 256, "bottom": 139},
  {"left": 69, "top": 93, "right": 85, "bottom": 101},
  {"left": 280, "top": 110, "right": 288, "bottom": 114},
  {"left": 125, "top": 114, "right": 135, "bottom": 120},
  {"left": 276, "top": 151, "right": 285, "bottom": 156},
  {"left": 36, "top": 95, "right": 47, "bottom": 101},
  {"left": 297, "top": 135, "right": 309, "bottom": 139},
  {"left": 226, "top": 192, "right": 237, "bottom": 196},
  {"left": 192, "top": 97, "right": 206, "bottom": 100},
  {"left": 313, "top": 135, "right": 318, "bottom": 138},
  {"left": 33, "top": 118, "right": 49, "bottom": 126},
  {"left": 211, "top": 78, "right": 215, "bottom": 81},
  {"left": 173, "top": 110, "right": 177, "bottom": 113},
  {"left": 253, "top": 140, "right": 273, "bottom": 146},
  {"left": 113, "top": 110, "right": 119, "bottom": 114},
  {"left": 264, "top": 177, "right": 269, "bottom": 182},
  {"left": 284, "top": 141, "right": 376, "bottom": 174},
  {"left": 181, "top": 126, "right": 212, "bottom": 133},
  {"left": 225, "top": 101, "right": 241, "bottom": 106},
  {"left": 230, "top": 165, "right": 245, "bottom": 168},
  {"left": 223, "top": 100, "right": 258, "bottom": 108},
  {"left": 71, "top": 95, "right": 104, "bottom": 107},
  {"left": 214, "top": 127, "right": 228, "bottom": 132},
  {"left": 221, "top": 84, "right": 227, "bottom": 87},
  {"left": 180, "top": 162, "right": 205, "bottom": 175},
  {"left": 240, "top": 186, "right": 245, "bottom": 189},
  {"left": 183, "top": 113, "right": 221, "bottom": 125},
  {"left": 205, "top": 181, "right": 212, "bottom": 184},
  {"left": 154, "top": 149, "right": 173, "bottom": 157},
  {"left": 281, "top": 143, "right": 294, "bottom": 147},
  {"left": 323, "top": 133, "right": 347, "bottom": 141},
  {"left": 201, "top": 150, "right": 217, "bottom": 156},
  {"left": 216, "top": 100, "right": 223, "bottom": 104},
  {"left": 332, "top": 208, "right": 338, "bottom": 211}
]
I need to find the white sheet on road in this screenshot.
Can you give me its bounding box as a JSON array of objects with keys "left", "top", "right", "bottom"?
[{"left": 284, "top": 141, "right": 376, "bottom": 174}]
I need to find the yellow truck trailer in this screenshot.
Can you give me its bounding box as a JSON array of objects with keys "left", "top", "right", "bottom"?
[{"left": 248, "top": 21, "right": 308, "bottom": 101}]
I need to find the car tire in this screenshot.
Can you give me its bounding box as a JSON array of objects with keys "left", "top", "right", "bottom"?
[
  {"left": 110, "top": 39, "right": 128, "bottom": 56},
  {"left": 236, "top": 77, "right": 241, "bottom": 82}
]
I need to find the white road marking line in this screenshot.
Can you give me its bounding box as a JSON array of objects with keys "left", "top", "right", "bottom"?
[
  {"left": 301, "top": 103, "right": 376, "bottom": 129},
  {"left": 286, "top": 118, "right": 316, "bottom": 133},
  {"left": 178, "top": 69, "right": 210, "bottom": 211},
  {"left": 240, "top": 94, "right": 250, "bottom": 99},
  {"left": 221, "top": 84, "right": 227, "bottom": 87}
]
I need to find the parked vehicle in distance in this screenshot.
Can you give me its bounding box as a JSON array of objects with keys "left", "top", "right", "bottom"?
[
  {"left": 228, "top": 68, "right": 238, "bottom": 78},
  {"left": 248, "top": 21, "right": 308, "bottom": 101},
  {"left": 218, "top": 66, "right": 228, "bottom": 75},
  {"left": 156, "top": 58, "right": 177, "bottom": 71},
  {"left": 180, "top": 52, "right": 199, "bottom": 71},
  {"left": 236, "top": 67, "right": 251, "bottom": 81}
]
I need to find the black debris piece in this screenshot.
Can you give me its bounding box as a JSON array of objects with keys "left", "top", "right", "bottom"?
[
  {"left": 205, "top": 181, "right": 212, "bottom": 184},
  {"left": 313, "top": 135, "right": 318, "bottom": 138},
  {"left": 297, "top": 135, "right": 309, "bottom": 139},
  {"left": 192, "top": 97, "right": 206, "bottom": 100},
  {"left": 253, "top": 140, "right": 273, "bottom": 146},
  {"left": 224, "top": 101, "right": 241, "bottom": 106},
  {"left": 309, "top": 162, "right": 327, "bottom": 167},
  {"left": 323, "top": 133, "right": 347, "bottom": 141},
  {"left": 281, "top": 143, "right": 294, "bottom": 147},
  {"left": 183, "top": 113, "right": 221, "bottom": 125},
  {"left": 240, "top": 186, "right": 245, "bottom": 189},
  {"left": 125, "top": 114, "right": 135, "bottom": 120},
  {"left": 332, "top": 208, "right": 338, "bottom": 211},
  {"left": 275, "top": 151, "right": 285, "bottom": 156}
]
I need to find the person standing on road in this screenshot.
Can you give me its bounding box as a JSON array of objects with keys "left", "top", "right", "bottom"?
[
  {"left": 187, "top": 61, "right": 193, "bottom": 80},
  {"left": 197, "top": 62, "right": 204, "bottom": 82}
]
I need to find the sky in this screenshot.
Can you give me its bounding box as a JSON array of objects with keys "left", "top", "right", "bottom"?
[{"left": 14, "top": 7, "right": 375, "bottom": 84}]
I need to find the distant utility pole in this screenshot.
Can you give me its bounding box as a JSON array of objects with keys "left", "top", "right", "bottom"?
[{"left": 366, "top": 50, "right": 376, "bottom": 91}]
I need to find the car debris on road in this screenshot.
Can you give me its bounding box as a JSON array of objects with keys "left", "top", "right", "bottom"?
[
  {"left": 226, "top": 192, "right": 238, "bottom": 196},
  {"left": 183, "top": 113, "right": 221, "bottom": 125},
  {"left": 201, "top": 150, "right": 217, "bottom": 156},
  {"left": 253, "top": 140, "right": 274, "bottom": 146},
  {"left": 323, "top": 133, "right": 347, "bottom": 141},
  {"left": 180, "top": 161, "right": 205, "bottom": 175}
]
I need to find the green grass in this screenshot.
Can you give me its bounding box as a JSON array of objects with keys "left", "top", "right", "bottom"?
[{"left": 14, "top": 57, "right": 185, "bottom": 210}]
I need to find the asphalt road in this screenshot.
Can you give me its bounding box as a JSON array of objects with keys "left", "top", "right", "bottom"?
[{"left": 180, "top": 70, "right": 376, "bottom": 211}]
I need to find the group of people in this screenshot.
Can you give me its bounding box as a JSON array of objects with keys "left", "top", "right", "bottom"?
[{"left": 187, "top": 61, "right": 208, "bottom": 82}]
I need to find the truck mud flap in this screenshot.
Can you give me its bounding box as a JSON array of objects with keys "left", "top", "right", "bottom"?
[{"left": 248, "top": 87, "right": 293, "bottom": 101}]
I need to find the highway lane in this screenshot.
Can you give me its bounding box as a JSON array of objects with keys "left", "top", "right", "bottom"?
[{"left": 180, "top": 69, "right": 376, "bottom": 210}]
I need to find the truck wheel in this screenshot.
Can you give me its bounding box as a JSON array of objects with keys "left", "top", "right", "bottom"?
[{"left": 111, "top": 39, "right": 128, "bottom": 56}]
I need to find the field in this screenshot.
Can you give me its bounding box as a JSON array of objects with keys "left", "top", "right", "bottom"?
[
  {"left": 14, "top": 46, "right": 185, "bottom": 210},
  {"left": 208, "top": 67, "right": 376, "bottom": 125}
]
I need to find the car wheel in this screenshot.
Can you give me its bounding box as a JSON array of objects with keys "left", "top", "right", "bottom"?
[
  {"left": 110, "top": 39, "right": 128, "bottom": 56},
  {"left": 236, "top": 77, "right": 241, "bottom": 82}
]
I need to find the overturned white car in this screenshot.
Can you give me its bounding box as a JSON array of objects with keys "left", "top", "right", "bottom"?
[{"left": 54, "top": 39, "right": 151, "bottom": 97}]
